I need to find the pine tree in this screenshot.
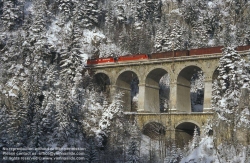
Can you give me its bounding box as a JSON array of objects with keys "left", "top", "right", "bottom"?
[
  {"left": 40, "top": 89, "right": 57, "bottom": 145},
  {"left": 105, "top": 2, "right": 115, "bottom": 37},
  {"left": 212, "top": 45, "right": 250, "bottom": 160},
  {"left": 165, "top": 143, "right": 179, "bottom": 163},
  {"left": 212, "top": 47, "right": 248, "bottom": 121},
  {"left": 126, "top": 140, "right": 140, "bottom": 163},
  {"left": 181, "top": 1, "right": 199, "bottom": 27},
  {"left": 81, "top": 0, "right": 100, "bottom": 29},
  {"left": 0, "top": 105, "right": 9, "bottom": 147},
  {"left": 97, "top": 92, "right": 123, "bottom": 147},
  {"left": 85, "top": 139, "right": 98, "bottom": 163},
  {"left": 154, "top": 28, "right": 163, "bottom": 52},
  {"left": 191, "top": 21, "right": 208, "bottom": 48},
  {"left": 1, "top": 0, "right": 23, "bottom": 31},
  {"left": 57, "top": 0, "right": 73, "bottom": 21},
  {"left": 7, "top": 92, "right": 29, "bottom": 147},
  {"left": 29, "top": 98, "right": 43, "bottom": 148},
  {"left": 169, "top": 21, "right": 184, "bottom": 51},
  {"left": 191, "top": 126, "right": 200, "bottom": 149},
  {"left": 54, "top": 81, "right": 72, "bottom": 145}
]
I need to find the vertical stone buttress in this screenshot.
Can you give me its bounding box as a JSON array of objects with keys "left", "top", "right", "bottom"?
[
  {"left": 169, "top": 71, "right": 178, "bottom": 112},
  {"left": 203, "top": 70, "right": 213, "bottom": 112},
  {"left": 137, "top": 83, "right": 160, "bottom": 113},
  {"left": 137, "top": 83, "right": 146, "bottom": 112}
]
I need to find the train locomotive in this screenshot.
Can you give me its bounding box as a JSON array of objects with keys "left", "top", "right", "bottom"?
[{"left": 87, "top": 45, "right": 250, "bottom": 65}]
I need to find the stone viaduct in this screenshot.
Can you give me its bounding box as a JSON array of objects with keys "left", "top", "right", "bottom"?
[{"left": 87, "top": 51, "right": 249, "bottom": 144}]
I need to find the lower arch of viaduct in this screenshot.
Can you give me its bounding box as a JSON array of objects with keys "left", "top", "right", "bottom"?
[
  {"left": 133, "top": 113, "right": 213, "bottom": 130},
  {"left": 125, "top": 112, "right": 213, "bottom": 146}
]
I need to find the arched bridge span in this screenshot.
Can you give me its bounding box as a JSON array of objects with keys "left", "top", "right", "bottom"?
[
  {"left": 90, "top": 52, "right": 249, "bottom": 146},
  {"left": 90, "top": 52, "right": 250, "bottom": 113},
  {"left": 126, "top": 112, "right": 213, "bottom": 147}
]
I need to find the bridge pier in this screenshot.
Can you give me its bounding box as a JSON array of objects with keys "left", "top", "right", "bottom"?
[
  {"left": 110, "top": 85, "right": 116, "bottom": 98},
  {"left": 110, "top": 85, "right": 132, "bottom": 112},
  {"left": 177, "top": 81, "right": 191, "bottom": 112},
  {"left": 165, "top": 128, "right": 176, "bottom": 140},
  {"left": 137, "top": 84, "right": 146, "bottom": 112},
  {"left": 203, "top": 79, "right": 213, "bottom": 112},
  {"left": 118, "top": 86, "right": 132, "bottom": 112},
  {"left": 138, "top": 83, "right": 160, "bottom": 113},
  {"left": 169, "top": 82, "right": 177, "bottom": 112}
]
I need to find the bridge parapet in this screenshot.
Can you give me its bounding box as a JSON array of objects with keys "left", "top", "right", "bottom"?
[{"left": 87, "top": 52, "right": 249, "bottom": 69}]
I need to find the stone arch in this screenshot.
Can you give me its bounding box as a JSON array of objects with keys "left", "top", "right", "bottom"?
[
  {"left": 94, "top": 72, "right": 111, "bottom": 95},
  {"left": 175, "top": 120, "right": 201, "bottom": 129},
  {"left": 177, "top": 65, "right": 204, "bottom": 112},
  {"left": 175, "top": 62, "right": 204, "bottom": 79},
  {"left": 116, "top": 69, "right": 140, "bottom": 112},
  {"left": 143, "top": 66, "right": 171, "bottom": 82},
  {"left": 144, "top": 67, "right": 170, "bottom": 112},
  {"left": 175, "top": 121, "right": 200, "bottom": 148},
  {"left": 94, "top": 70, "right": 114, "bottom": 86},
  {"left": 95, "top": 70, "right": 112, "bottom": 81},
  {"left": 142, "top": 122, "right": 166, "bottom": 140},
  {"left": 116, "top": 68, "right": 141, "bottom": 83}
]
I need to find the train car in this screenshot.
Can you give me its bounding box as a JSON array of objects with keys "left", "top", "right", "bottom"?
[
  {"left": 150, "top": 50, "right": 189, "bottom": 59},
  {"left": 189, "top": 46, "right": 223, "bottom": 56},
  {"left": 150, "top": 51, "right": 173, "bottom": 59},
  {"left": 117, "top": 54, "right": 148, "bottom": 62},
  {"left": 175, "top": 50, "right": 189, "bottom": 57},
  {"left": 87, "top": 57, "right": 115, "bottom": 65},
  {"left": 236, "top": 45, "right": 250, "bottom": 51}
]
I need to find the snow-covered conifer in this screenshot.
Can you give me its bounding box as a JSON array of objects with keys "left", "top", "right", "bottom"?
[
  {"left": 181, "top": 1, "right": 199, "bottom": 27},
  {"left": 154, "top": 28, "right": 163, "bottom": 52},
  {"left": 85, "top": 139, "right": 98, "bottom": 163},
  {"left": 126, "top": 140, "right": 140, "bottom": 163},
  {"left": 191, "top": 21, "right": 208, "bottom": 48},
  {"left": 7, "top": 92, "right": 29, "bottom": 147},
  {"left": 81, "top": 0, "right": 100, "bottom": 29},
  {"left": 1, "top": 0, "right": 23, "bottom": 30},
  {"left": 0, "top": 105, "right": 9, "bottom": 147},
  {"left": 96, "top": 92, "right": 123, "bottom": 147},
  {"left": 169, "top": 21, "right": 184, "bottom": 50},
  {"left": 29, "top": 98, "right": 43, "bottom": 148},
  {"left": 191, "top": 126, "right": 200, "bottom": 149},
  {"left": 57, "top": 0, "right": 73, "bottom": 21},
  {"left": 212, "top": 47, "right": 248, "bottom": 121},
  {"left": 212, "top": 45, "right": 250, "bottom": 161}
]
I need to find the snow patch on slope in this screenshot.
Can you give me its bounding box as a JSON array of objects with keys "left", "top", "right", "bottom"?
[{"left": 181, "top": 136, "right": 215, "bottom": 163}]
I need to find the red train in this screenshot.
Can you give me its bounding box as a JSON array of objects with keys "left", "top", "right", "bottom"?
[
  {"left": 87, "top": 54, "right": 148, "bottom": 65},
  {"left": 117, "top": 54, "right": 148, "bottom": 62},
  {"left": 87, "top": 57, "right": 115, "bottom": 65},
  {"left": 87, "top": 45, "right": 250, "bottom": 65}
]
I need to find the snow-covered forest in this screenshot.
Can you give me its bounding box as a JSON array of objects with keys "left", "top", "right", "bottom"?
[{"left": 0, "top": 0, "right": 250, "bottom": 162}]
